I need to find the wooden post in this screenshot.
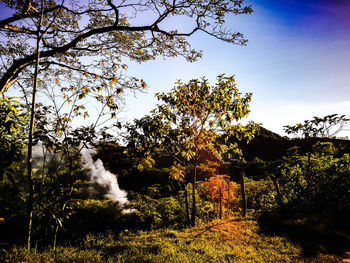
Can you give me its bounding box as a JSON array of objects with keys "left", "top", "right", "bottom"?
[
  {"left": 240, "top": 171, "right": 247, "bottom": 217},
  {"left": 219, "top": 187, "right": 222, "bottom": 219},
  {"left": 227, "top": 180, "right": 230, "bottom": 218},
  {"left": 191, "top": 160, "right": 198, "bottom": 227}
]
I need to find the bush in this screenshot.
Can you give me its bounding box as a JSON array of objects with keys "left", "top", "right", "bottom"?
[
  {"left": 130, "top": 184, "right": 215, "bottom": 229},
  {"left": 245, "top": 179, "right": 277, "bottom": 215},
  {"left": 256, "top": 142, "right": 350, "bottom": 217},
  {"left": 131, "top": 191, "right": 186, "bottom": 229}
]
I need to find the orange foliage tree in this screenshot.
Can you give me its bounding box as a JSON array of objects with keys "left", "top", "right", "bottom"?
[{"left": 199, "top": 172, "right": 239, "bottom": 219}]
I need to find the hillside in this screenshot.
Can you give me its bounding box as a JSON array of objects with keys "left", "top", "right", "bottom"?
[{"left": 240, "top": 126, "right": 350, "bottom": 161}]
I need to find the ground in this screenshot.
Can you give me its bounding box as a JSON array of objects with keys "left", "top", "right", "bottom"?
[{"left": 2, "top": 217, "right": 347, "bottom": 262}]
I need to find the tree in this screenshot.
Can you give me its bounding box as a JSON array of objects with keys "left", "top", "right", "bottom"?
[
  {"left": 27, "top": 73, "right": 127, "bottom": 249},
  {"left": 284, "top": 114, "right": 349, "bottom": 138},
  {"left": 0, "top": 0, "right": 253, "bottom": 94},
  {"left": 127, "top": 74, "right": 255, "bottom": 226},
  {"left": 2, "top": 69, "right": 127, "bottom": 250},
  {"left": 25, "top": 1, "right": 43, "bottom": 249},
  {"left": 0, "top": 96, "right": 26, "bottom": 182}
]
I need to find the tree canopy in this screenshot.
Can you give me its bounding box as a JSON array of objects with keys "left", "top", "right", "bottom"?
[
  {"left": 0, "top": 0, "right": 253, "bottom": 94},
  {"left": 127, "top": 74, "right": 255, "bottom": 162}
]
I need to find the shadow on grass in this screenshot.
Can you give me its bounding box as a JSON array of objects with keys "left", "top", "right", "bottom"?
[{"left": 257, "top": 214, "right": 350, "bottom": 258}]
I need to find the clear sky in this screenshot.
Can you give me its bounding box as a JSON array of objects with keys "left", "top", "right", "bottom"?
[{"left": 123, "top": 0, "right": 350, "bottom": 136}]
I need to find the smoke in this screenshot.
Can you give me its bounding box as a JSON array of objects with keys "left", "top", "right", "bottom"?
[
  {"left": 32, "top": 142, "right": 55, "bottom": 160},
  {"left": 81, "top": 146, "right": 128, "bottom": 205}
]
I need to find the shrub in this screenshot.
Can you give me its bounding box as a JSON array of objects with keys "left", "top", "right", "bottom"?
[{"left": 258, "top": 142, "right": 350, "bottom": 217}]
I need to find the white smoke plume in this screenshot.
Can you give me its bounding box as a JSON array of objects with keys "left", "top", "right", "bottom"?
[{"left": 81, "top": 146, "right": 128, "bottom": 205}]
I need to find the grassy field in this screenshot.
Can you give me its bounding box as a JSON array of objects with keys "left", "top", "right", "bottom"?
[{"left": 2, "top": 217, "right": 347, "bottom": 262}]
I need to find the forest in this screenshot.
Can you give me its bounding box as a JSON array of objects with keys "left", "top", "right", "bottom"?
[{"left": 1, "top": 1, "right": 350, "bottom": 262}]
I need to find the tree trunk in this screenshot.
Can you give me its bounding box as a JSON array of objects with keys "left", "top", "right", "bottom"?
[
  {"left": 53, "top": 224, "right": 59, "bottom": 251},
  {"left": 26, "top": 4, "right": 43, "bottom": 250},
  {"left": 272, "top": 175, "right": 283, "bottom": 208},
  {"left": 191, "top": 160, "right": 197, "bottom": 227},
  {"left": 307, "top": 151, "right": 311, "bottom": 176},
  {"left": 53, "top": 157, "right": 74, "bottom": 250},
  {"left": 212, "top": 202, "right": 216, "bottom": 218},
  {"left": 183, "top": 182, "right": 191, "bottom": 226},
  {"left": 240, "top": 171, "right": 247, "bottom": 218},
  {"left": 39, "top": 145, "right": 47, "bottom": 202}
]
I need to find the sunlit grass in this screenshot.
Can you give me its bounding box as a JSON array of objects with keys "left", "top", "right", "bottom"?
[{"left": 2, "top": 216, "right": 342, "bottom": 262}]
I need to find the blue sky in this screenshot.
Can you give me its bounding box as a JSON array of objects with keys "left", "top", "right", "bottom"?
[
  {"left": 1, "top": 1, "right": 349, "bottom": 136},
  {"left": 124, "top": 0, "right": 350, "bottom": 136}
]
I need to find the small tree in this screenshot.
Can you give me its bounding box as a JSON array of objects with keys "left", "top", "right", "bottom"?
[
  {"left": 127, "top": 74, "right": 255, "bottom": 226},
  {"left": 169, "top": 162, "right": 191, "bottom": 225},
  {"left": 199, "top": 173, "right": 238, "bottom": 219},
  {"left": 2, "top": 73, "right": 126, "bottom": 249},
  {"left": 30, "top": 77, "right": 126, "bottom": 249}
]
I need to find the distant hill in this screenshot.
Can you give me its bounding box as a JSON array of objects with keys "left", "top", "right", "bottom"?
[{"left": 240, "top": 126, "right": 350, "bottom": 161}]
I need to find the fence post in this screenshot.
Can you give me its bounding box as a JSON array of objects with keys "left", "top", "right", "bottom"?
[{"left": 240, "top": 171, "right": 247, "bottom": 217}]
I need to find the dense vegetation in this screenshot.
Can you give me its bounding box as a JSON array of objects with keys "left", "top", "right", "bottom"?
[{"left": 1, "top": 105, "right": 350, "bottom": 261}]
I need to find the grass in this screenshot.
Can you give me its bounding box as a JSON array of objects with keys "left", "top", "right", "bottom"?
[{"left": 1, "top": 217, "right": 345, "bottom": 262}]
